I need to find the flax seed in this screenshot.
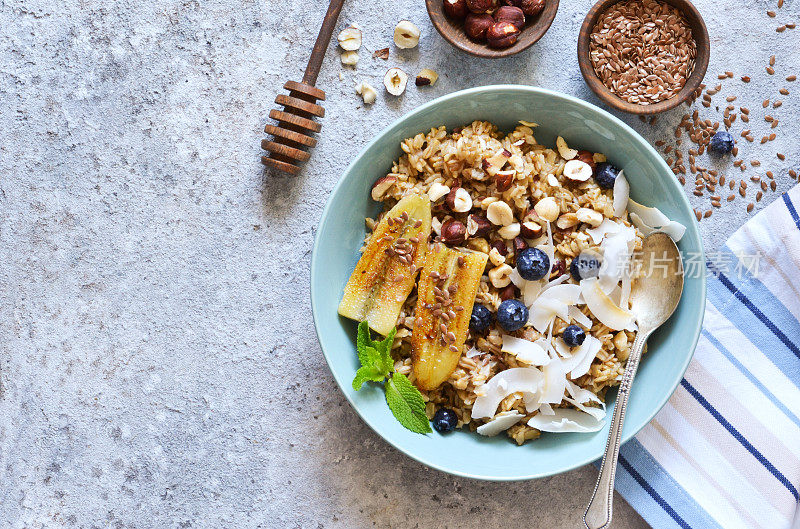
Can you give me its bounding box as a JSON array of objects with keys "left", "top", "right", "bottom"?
[
  {"left": 768, "top": 10, "right": 776, "bottom": 16},
  {"left": 767, "top": 171, "right": 774, "bottom": 179},
  {"left": 761, "top": 180, "right": 768, "bottom": 191},
  {"left": 727, "top": 194, "right": 735, "bottom": 202},
  {"left": 695, "top": 210, "right": 702, "bottom": 221},
  {"left": 757, "top": 191, "right": 763, "bottom": 201},
  {"left": 777, "top": 25, "right": 787, "bottom": 32},
  {"left": 767, "top": 66, "right": 775, "bottom": 75},
  {"left": 763, "top": 99, "right": 770, "bottom": 107},
  {"left": 773, "top": 100, "right": 783, "bottom": 108},
  {"left": 777, "top": 153, "right": 786, "bottom": 160},
  {"left": 751, "top": 160, "right": 761, "bottom": 166},
  {"left": 780, "top": 88, "right": 790, "bottom": 95},
  {"left": 704, "top": 210, "right": 713, "bottom": 218},
  {"left": 788, "top": 75, "right": 797, "bottom": 82},
  {"left": 740, "top": 188, "right": 747, "bottom": 197},
  {"left": 747, "top": 203, "right": 754, "bottom": 212}
]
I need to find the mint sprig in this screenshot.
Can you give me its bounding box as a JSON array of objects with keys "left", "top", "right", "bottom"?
[{"left": 351, "top": 321, "right": 432, "bottom": 434}]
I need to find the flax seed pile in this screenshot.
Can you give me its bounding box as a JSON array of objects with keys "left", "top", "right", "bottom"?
[
  {"left": 642, "top": 1, "right": 798, "bottom": 221},
  {"left": 589, "top": 0, "right": 697, "bottom": 105}
]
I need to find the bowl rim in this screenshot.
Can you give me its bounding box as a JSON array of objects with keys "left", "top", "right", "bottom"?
[
  {"left": 577, "top": 0, "right": 710, "bottom": 115},
  {"left": 310, "top": 84, "right": 706, "bottom": 480},
  {"left": 425, "top": 0, "right": 560, "bottom": 59}
]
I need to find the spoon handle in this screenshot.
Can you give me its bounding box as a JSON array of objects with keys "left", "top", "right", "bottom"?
[{"left": 583, "top": 330, "right": 649, "bottom": 529}]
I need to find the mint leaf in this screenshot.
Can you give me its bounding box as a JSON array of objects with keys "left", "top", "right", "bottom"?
[
  {"left": 352, "top": 364, "right": 387, "bottom": 391},
  {"left": 385, "top": 372, "right": 432, "bottom": 434},
  {"left": 376, "top": 328, "right": 397, "bottom": 374},
  {"left": 355, "top": 321, "right": 374, "bottom": 366},
  {"left": 352, "top": 322, "right": 396, "bottom": 391}
]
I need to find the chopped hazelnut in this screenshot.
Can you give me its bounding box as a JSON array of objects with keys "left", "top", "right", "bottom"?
[
  {"left": 393, "top": 20, "right": 420, "bottom": 49},
  {"left": 372, "top": 47, "right": 390, "bottom": 60},
  {"left": 441, "top": 219, "right": 467, "bottom": 245},
  {"left": 576, "top": 207, "right": 603, "bottom": 227},
  {"left": 506, "top": 0, "right": 545, "bottom": 16},
  {"left": 519, "top": 221, "right": 542, "bottom": 238},
  {"left": 338, "top": 26, "right": 362, "bottom": 51},
  {"left": 428, "top": 182, "right": 451, "bottom": 202},
  {"left": 556, "top": 136, "right": 578, "bottom": 160},
  {"left": 466, "top": 214, "right": 492, "bottom": 237},
  {"left": 371, "top": 175, "right": 397, "bottom": 201},
  {"left": 534, "top": 197, "right": 559, "bottom": 222},
  {"left": 355, "top": 81, "right": 377, "bottom": 104},
  {"left": 497, "top": 222, "right": 520, "bottom": 239},
  {"left": 384, "top": 68, "right": 409, "bottom": 96},
  {"left": 447, "top": 187, "right": 473, "bottom": 213},
  {"left": 486, "top": 200, "right": 514, "bottom": 226},
  {"left": 488, "top": 263, "right": 513, "bottom": 288},
  {"left": 415, "top": 68, "right": 439, "bottom": 87},
  {"left": 488, "top": 247, "right": 506, "bottom": 266},
  {"left": 563, "top": 159, "right": 593, "bottom": 182},
  {"left": 340, "top": 50, "right": 359, "bottom": 66}
]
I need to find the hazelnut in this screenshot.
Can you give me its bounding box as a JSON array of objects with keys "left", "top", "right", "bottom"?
[
  {"left": 575, "top": 150, "right": 597, "bottom": 169},
  {"left": 338, "top": 26, "right": 362, "bottom": 51},
  {"left": 428, "top": 182, "right": 451, "bottom": 202},
  {"left": 441, "top": 219, "right": 467, "bottom": 245},
  {"left": 384, "top": 68, "right": 409, "bottom": 96},
  {"left": 486, "top": 200, "right": 514, "bottom": 226},
  {"left": 488, "top": 247, "right": 506, "bottom": 266},
  {"left": 499, "top": 284, "right": 519, "bottom": 301},
  {"left": 393, "top": 20, "right": 421, "bottom": 49},
  {"left": 505, "top": 0, "right": 545, "bottom": 16},
  {"left": 467, "top": 0, "right": 499, "bottom": 14},
  {"left": 513, "top": 236, "right": 528, "bottom": 254},
  {"left": 443, "top": 0, "right": 469, "bottom": 19},
  {"left": 464, "top": 13, "right": 494, "bottom": 40},
  {"left": 494, "top": 6, "right": 525, "bottom": 28},
  {"left": 488, "top": 264, "right": 513, "bottom": 288},
  {"left": 533, "top": 196, "right": 559, "bottom": 222},
  {"left": 466, "top": 214, "right": 492, "bottom": 237},
  {"left": 563, "top": 159, "right": 593, "bottom": 182},
  {"left": 468, "top": 237, "right": 490, "bottom": 254},
  {"left": 555, "top": 212, "right": 579, "bottom": 230},
  {"left": 371, "top": 175, "right": 397, "bottom": 201},
  {"left": 355, "top": 81, "right": 377, "bottom": 104},
  {"left": 431, "top": 216, "right": 443, "bottom": 236},
  {"left": 446, "top": 187, "right": 473, "bottom": 213},
  {"left": 494, "top": 171, "right": 514, "bottom": 192},
  {"left": 415, "top": 68, "right": 439, "bottom": 86},
  {"left": 497, "top": 222, "right": 520, "bottom": 239},
  {"left": 490, "top": 239, "right": 508, "bottom": 256},
  {"left": 340, "top": 50, "right": 359, "bottom": 66},
  {"left": 519, "top": 221, "right": 542, "bottom": 238},
  {"left": 486, "top": 21, "right": 520, "bottom": 48},
  {"left": 576, "top": 207, "right": 604, "bottom": 227}
]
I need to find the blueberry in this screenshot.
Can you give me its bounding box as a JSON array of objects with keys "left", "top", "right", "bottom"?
[
  {"left": 432, "top": 408, "right": 458, "bottom": 433},
  {"left": 516, "top": 247, "right": 550, "bottom": 281},
  {"left": 497, "top": 299, "right": 529, "bottom": 332},
  {"left": 709, "top": 131, "right": 734, "bottom": 154},
  {"left": 570, "top": 251, "right": 602, "bottom": 281},
  {"left": 469, "top": 304, "right": 494, "bottom": 333},
  {"left": 562, "top": 325, "right": 586, "bottom": 347},
  {"left": 595, "top": 162, "right": 619, "bottom": 189}
]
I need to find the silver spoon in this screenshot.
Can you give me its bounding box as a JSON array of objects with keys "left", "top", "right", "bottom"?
[{"left": 584, "top": 232, "right": 684, "bottom": 529}]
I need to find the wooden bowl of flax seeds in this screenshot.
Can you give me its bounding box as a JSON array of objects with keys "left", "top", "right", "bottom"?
[{"left": 578, "top": 0, "right": 710, "bottom": 114}]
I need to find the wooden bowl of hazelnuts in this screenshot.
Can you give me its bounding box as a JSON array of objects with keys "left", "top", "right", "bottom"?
[{"left": 426, "top": 0, "right": 559, "bottom": 58}]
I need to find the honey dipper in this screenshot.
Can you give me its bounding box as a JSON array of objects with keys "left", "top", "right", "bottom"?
[{"left": 261, "top": 0, "right": 346, "bottom": 175}]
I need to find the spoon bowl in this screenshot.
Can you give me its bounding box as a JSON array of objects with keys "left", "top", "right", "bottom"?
[
  {"left": 630, "top": 232, "right": 685, "bottom": 333},
  {"left": 584, "top": 232, "right": 685, "bottom": 529}
]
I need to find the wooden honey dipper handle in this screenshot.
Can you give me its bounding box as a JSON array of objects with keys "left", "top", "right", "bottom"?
[
  {"left": 261, "top": 0, "right": 346, "bottom": 175},
  {"left": 304, "top": 0, "right": 347, "bottom": 86}
]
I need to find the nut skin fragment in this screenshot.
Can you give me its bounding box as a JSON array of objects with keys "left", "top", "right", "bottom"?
[
  {"left": 464, "top": 13, "right": 494, "bottom": 40},
  {"left": 415, "top": 69, "right": 439, "bottom": 87},
  {"left": 466, "top": 214, "right": 492, "bottom": 237},
  {"left": 355, "top": 81, "right": 377, "bottom": 104},
  {"left": 443, "top": 0, "right": 469, "bottom": 19},
  {"left": 486, "top": 21, "right": 520, "bottom": 48},
  {"left": 338, "top": 26, "right": 362, "bottom": 51},
  {"left": 494, "top": 171, "right": 514, "bottom": 191},
  {"left": 440, "top": 219, "right": 467, "bottom": 246},
  {"left": 393, "top": 20, "right": 421, "bottom": 49},
  {"left": 574, "top": 150, "right": 596, "bottom": 169},
  {"left": 372, "top": 47, "right": 390, "bottom": 60},
  {"left": 384, "top": 68, "right": 409, "bottom": 96},
  {"left": 467, "top": 0, "right": 499, "bottom": 13},
  {"left": 494, "top": 6, "right": 525, "bottom": 28}
]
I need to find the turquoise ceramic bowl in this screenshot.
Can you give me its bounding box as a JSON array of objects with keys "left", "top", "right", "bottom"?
[{"left": 310, "top": 85, "right": 705, "bottom": 480}]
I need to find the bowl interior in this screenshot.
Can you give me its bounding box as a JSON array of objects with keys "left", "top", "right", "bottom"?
[
  {"left": 311, "top": 86, "right": 705, "bottom": 480},
  {"left": 577, "top": 0, "right": 710, "bottom": 114},
  {"left": 426, "top": 0, "right": 560, "bottom": 58}
]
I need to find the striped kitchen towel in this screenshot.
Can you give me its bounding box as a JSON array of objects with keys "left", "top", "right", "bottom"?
[{"left": 615, "top": 184, "right": 800, "bottom": 529}]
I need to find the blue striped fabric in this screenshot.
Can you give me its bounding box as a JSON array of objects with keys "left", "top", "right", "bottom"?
[{"left": 614, "top": 185, "right": 800, "bottom": 529}]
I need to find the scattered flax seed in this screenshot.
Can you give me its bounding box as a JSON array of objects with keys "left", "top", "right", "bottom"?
[
  {"left": 747, "top": 203, "right": 755, "bottom": 212},
  {"left": 791, "top": 169, "right": 798, "bottom": 179},
  {"left": 741, "top": 130, "right": 750, "bottom": 137},
  {"left": 726, "top": 95, "right": 737, "bottom": 102},
  {"left": 751, "top": 160, "right": 761, "bottom": 166},
  {"left": 777, "top": 25, "right": 787, "bottom": 32},
  {"left": 767, "top": 171, "right": 774, "bottom": 179},
  {"left": 773, "top": 100, "right": 783, "bottom": 108},
  {"left": 787, "top": 23, "right": 796, "bottom": 29},
  {"left": 729, "top": 180, "right": 736, "bottom": 189},
  {"left": 765, "top": 115, "right": 774, "bottom": 122},
  {"left": 763, "top": 99, "right": 770, "bottom": 107},
  {"left": 746, "top": 135, "right": 755, "bottom": 142},
  {"left": 693, "top": 190, "right": 703, "bottom": 197},
  {"left": 788, "top": 76, "right": 797, "bottom": 82},
  {"left": 732, "top": 147, "right": 739, "bottom": 156},
  {"left": 768, "top": 10, "right": 776, "bottom": 17},
  {"left": 779, "top": 0, "right": 784, "bottom": 8},
  {"left": 757, "top": 191, "right": 764, "bottom": 201},
  {"left": 742, "top": 115, "right": 750, "bottom": 123},
  {"left": 725, "top": 71, "right": 734, "bottom": 78},
  {"left": 761, "top": 180, "right": 768, "bottom": 191},
  {"left": 695, "top": 210, "right": 702, "bottom": 221},
  {"left": 751, "top": 175, "right": 761, "bottom": 182},
  {"left": 740, "top": 107, "right": 749, "bottom": 114},
  {"left": 779, "top": 88, "right": 790, "bottom": 95},
  {"left": 711, "top": 200, "right": 721, "bottom": 208},
  {"left": 772, "top": 121, "right": 779, "bottom": 129},
  {"left": 741, "top": 76, "right": 751, "bottom": 83},
  {"left": 770, "top": 55, "right": 776, "bottom": 66},
  {"left": 704, "top": 210, "right": 713, "bottom": 218},
  {"left": 767, "top": 66, "right": 776, "bottom": 75},
  {"left": 727, "top": 194, "right": 736, "bottom": 202},
  {"left": 761, "top": 136, "right": 769, "bottom": 144},
  {"left": 771, "top": 181, "right": 777, "bottom": 191},
  {"left": 777, "top": 153, "right": 786, "bottom": 160},
  {"left": 718, "top": 74, "right": 728, "bottom": 80},
  {"left": 740, "top": 188, "right": 747, "bottom": 197}
]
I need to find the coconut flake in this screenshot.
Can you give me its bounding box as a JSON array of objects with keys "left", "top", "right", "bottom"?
[
  {"left": 501, "top": 335, "right": 550, "bottom": 366},
  {"left": 542, "top": 273, "right": 570, "bottom": 292},
  {"left": 613, "top": 170, "right": 629, "bottom": 218},
  {"left": 538, "top": 403, "right": 555, "bottom": 415},
  {"left": 627, "top": 199, "right": 670, "bottom": 227},
  {"left": 632, "top": 214, "right": 687, "bottom": 242},
  {"left": 554, "top": 335, "right": 603, "bottom": 379},
  {"left": 569, "top": 306, "right": 593, "bottom": 328},
  {"left": 465, "top": 347, "right": 482, "bottom": 359},
  {"left": 509, "top": 267, "right": 525, "bottom": 288},
  {"left": 529, "top": 297, "right": 569, "bottom": 332},
  {"left": 476, "top": 411, "right": 525, "bottom": 436},
  {"left": 528, "top": 408, "right": 605, "bottom": 433},
  {"left": 598, "top": 225, "right": 636, "bottom": 291},
  {"left": 523, "top": 279, "right": 543, "bottom": 307},
  {"left": 540, "top": 359, "right": 569, "bottom": 403},
  {"left": 565, "top": 381, "right": 606, "bottom": 420},
  {"left": 472, "top": 368, "right": 544, "bottom": 419},
  {"left": 586, "top": 219, "right": 623, "bottom": 244},
  {"left": 538, "top": 283, "right": 582, "bottom": 305},
  {"left": 581, "top": 278, "right": 635, "bottom": 331}
]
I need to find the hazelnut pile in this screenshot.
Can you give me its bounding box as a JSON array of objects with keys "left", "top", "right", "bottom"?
[{"left": 443, "top": 0, "right": 546, "bottom": 49}]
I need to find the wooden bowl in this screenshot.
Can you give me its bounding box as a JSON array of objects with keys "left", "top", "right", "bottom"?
[
  {"left": 426, "top": 0, "right": 560, "bottom": 59},
  {"left": 577, "top": 0, "right": 710, "bottom": 114}
]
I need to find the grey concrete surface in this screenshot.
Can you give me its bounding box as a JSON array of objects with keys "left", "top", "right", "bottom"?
[{"left": 1, "top": 0, "right": 798, "bottom": 527}]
